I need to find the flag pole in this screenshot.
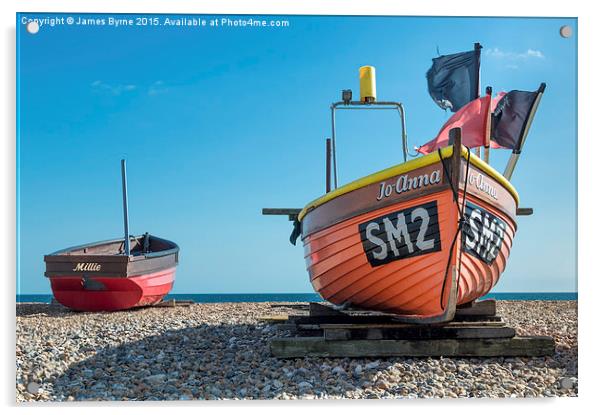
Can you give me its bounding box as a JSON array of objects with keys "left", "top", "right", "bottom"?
[
  {"left": 474, "top": 42, "right": 482, "bottom": 157},
  {"left": 483, "top": 86, "right": 493, "bottom": 163},
  {"left": 503, "top": 83, "right": 547, "bottom": 180}
]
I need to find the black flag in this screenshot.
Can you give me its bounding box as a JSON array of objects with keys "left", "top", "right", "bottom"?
[
  {"left": 491, "top": 84, "right": 546, "bottom": 151},
  {"left": 426, "top": 45, "right": 481, "bottom": 112}
]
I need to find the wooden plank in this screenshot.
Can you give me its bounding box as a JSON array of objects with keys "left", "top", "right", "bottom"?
[
  {"left": 262, "top": 208, "right": 302, "bottom": 216},
  {"left": 319, "top": 321, "right": 506, "bottom": 330},
  {"left": 451, "top": 314, "right": 503, "bottom": 322},
  {"left": 269, "top": 303, "right": 309, "bottom": 310},
  {"left": 257, "top": 314, "right": 290, "bottom": 323},
  {"left": 290, "top": 314, "right": 395, "bottom": 325},
  {"left": 262, "top": 208, "right": 301, "bottom": 221},
  {"left": 291, "top": 312, "right": 502, "bottom": 325},
  {"left": 517, "top": 207, "right": 534, "bottom": 216},
  {"left": 456, "top": 299, "right": 496, "bottom": 316},
  {"left": 274, "top": 324, "right": 323, "bottom": 337},
  {"left": 154, "top": 299, "right": 194, "bottom": 308},
  {"left": 270, "top": 336, "right": 555, "bottom": 358},
  {"left": 297, "top": 315, "right": 503, "bottom": 325},
  {"left": 322, "top": 325, "right": 515, "bottom": 341},
  {"left": 309, "top": 302, "right": 347, "bottom": 316}
]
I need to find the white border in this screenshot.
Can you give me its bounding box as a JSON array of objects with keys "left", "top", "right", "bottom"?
[{"left": 3, "top": 1, "right": 600, "bottom": 414}]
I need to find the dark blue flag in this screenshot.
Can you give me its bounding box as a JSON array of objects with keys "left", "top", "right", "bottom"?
[
  {"left": 491, "top": 85, "right": 545, "bottom": 151},
  {"left": 426, "top": 47, "right": 481, "bottom": 112}
]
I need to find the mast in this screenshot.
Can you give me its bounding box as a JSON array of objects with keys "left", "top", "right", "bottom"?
[
  {"left": 121, "top": 159, "right": 131, "bottom": 256},
  {"left": 483, "top": 86, "right": 493, "bottom": 163},
  {"left": 474, "top": 42, "right": 482, "bottom": 158}
]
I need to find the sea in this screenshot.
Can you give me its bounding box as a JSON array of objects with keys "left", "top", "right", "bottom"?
[{"left": 16, "top": 292, "right": 577, "bottom": 303}]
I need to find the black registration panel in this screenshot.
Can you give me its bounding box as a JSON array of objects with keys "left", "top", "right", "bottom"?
[
  {"left": 359, "top": 201, "right": 441, "bottom": 267},
  {"left": 461, "top": 202, "right": 507, "bottom": 265}
]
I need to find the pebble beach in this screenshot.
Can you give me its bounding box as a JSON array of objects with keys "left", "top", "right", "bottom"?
[{"left": 16, "top": 300, "right": 577, "bottom": 402}]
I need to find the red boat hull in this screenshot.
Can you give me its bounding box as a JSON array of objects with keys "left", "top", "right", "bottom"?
[{"left": 49, "top": 267, "right": 176, "bottom": 312}]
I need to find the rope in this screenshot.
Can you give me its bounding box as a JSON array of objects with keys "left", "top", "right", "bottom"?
[{"left": 437, "top": 147, "right": 471, "bottom": 310}]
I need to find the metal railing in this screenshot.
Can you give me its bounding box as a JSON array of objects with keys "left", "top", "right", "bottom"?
[{"left": 329, "top": 101, "right": 408, "bottom": 190}]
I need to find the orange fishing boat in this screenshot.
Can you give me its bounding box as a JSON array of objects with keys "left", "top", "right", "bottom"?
[
  {"left": 297, "top": 136, "right": 517, "bottom": 323},
  {"left": 269, "top": 60, "right": 545, "bottom": 323}
]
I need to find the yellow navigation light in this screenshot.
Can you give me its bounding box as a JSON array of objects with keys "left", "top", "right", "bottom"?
[{"left": 359, "top": 66, "right": 377, "bottom": 103}]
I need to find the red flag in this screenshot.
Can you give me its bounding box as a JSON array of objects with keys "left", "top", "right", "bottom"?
[{"left": 416, "top": 92, "right": 506, "bottom": 154}]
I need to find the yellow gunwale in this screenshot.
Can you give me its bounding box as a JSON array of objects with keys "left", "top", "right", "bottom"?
[{"left": 298, "top": 145, "right": 519, "bottom": 221}]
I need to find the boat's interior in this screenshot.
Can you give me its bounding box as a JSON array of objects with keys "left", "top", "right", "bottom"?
[{"left": 51, "top": 233, "right": 178, "bottom": 256}]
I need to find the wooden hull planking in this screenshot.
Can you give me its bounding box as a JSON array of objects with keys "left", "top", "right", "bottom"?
[{"left": 300, "top": 146, "right": 518, "bottom": 322}]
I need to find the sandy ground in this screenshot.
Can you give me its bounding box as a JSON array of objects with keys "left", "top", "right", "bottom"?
[{"left": 16, "top": 300, "right": 577, "bottom": 401}]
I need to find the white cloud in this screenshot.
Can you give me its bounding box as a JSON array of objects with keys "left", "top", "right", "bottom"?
[
  {"left": 91, "top": 80, "right": 169, "bottom": 96},
  {"left": 525, "top": 49, "right": 544, "bottom": 58},
  {"left": 485, "top": 47, "right": 545, "bottom": 60},
  {"left": 91, "top": 80, "right": 137, "bottom": 95},
  {"left": 148, "top": 81, "right": 168, "bottom": 96}
]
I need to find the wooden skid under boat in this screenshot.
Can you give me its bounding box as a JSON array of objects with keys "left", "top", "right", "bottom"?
[
  {"left": 44, "top": 234, "right": 179, "bottom": 311},
  {"left": 266, "top": 302, "right": 555, "bottom": 358},
  {"left": 298, "top": 139, "right": 518, "bottom": 323}
]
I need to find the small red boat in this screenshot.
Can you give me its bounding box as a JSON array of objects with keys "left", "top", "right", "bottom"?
[
  {"left": 44, "top": 233, "right": 179, "bottom": 311},
  {"left": 44, "top": 160, "right": 180, "bottom": 311}
]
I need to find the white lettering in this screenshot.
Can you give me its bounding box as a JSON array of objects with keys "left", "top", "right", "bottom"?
[
  {"left": 411, "top": 208, "right": 435, "bottom": 250},
  {"left": 379, "top": 169, "right": 442, "bottom": 201},
  {"left": 72, "top": 262, "right": 102, "bottom": 272},
  {"left": 383, "top": 215, "right": 414, "bottom": 255},
  {"left": 366, "top": 223, "right": 387, "bottom": 260}
]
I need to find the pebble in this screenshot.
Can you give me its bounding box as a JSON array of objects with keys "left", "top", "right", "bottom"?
[
  {"left": 16, "top": 301, "right": 577, "bottom": 401},
  {"left": 145, "top": 374, "right": 166, "bottom": 384},
  {"left": 559, "top": 377, "right": 575, "bottom": 389},
  {"left": 27, "top": 382, "right": 40, "bottom": 394},
  {"left": 297, "top": 381, "right": 313, "bottom": 391},
  {"left": 365, "top": 361, "right": 380, "bottom": 370}
]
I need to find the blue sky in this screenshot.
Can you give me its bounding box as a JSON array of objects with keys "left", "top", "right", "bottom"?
[{"left": 17, "top": 14, "right": 577, "bottom": 294}]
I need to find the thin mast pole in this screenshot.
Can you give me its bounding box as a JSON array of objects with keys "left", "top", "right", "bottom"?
[
  {"left": 121, "top": 159, "right": 130, "bottom": 256},
  {"left": 474, "top": 43, "right": 482, "bottom": 98},
  {"left": 330, "top": 105, "right": 338, "bottom": 189},
  {"left": 483, "top": 86, "right": 493, "bottom": 163},
  {"left": 325, "top": 138, "right": 332, "bottom": 193},
  {"left": 474, "top": 42, "right": 482, "bottom": 158}
]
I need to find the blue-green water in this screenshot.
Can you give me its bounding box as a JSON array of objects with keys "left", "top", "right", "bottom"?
[{"left": 16, "top": 292, "right": 577, "bottom": 303}]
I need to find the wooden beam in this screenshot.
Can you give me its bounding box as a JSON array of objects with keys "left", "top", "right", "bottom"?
[
  {"left": 309, "top": 302, "right": 347, "bottom": 316},
  {"left": 257, "top": 314, "right": 289, "bottom": 323},
  {"left": 455, "top": 299, "right": 496, "bottom": 316},
  {"left": 270, "top": 336, "right": 555, "bottom": 358},
  {"left": 322, "top": 324, "right": 514, "bottom": 341},
  {"left": 154, "top": 299, "right": 194, "bottom": 308},
  {"left": 269, "top": 303, "right": 310, "bottom": 310},
  {"left": 319, "top": 321, "right": 506, "bottom": 329},
  {"left": 262, "top": 208, "right": 302, "bottom": 221},
  {"left": 517, "top": 208, "right": 534, "bottom": 216},
  {"left": 262, "top": 208, "right": 302, "bottom": 215}
]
